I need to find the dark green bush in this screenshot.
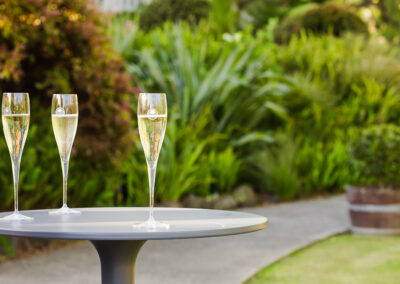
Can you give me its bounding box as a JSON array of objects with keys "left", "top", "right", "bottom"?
[
  {"left": 244, "top": 0, "right": 325, "bottom": 29},
  {"left": 246, "top": 136, "right": 300, "bottom": 200},
  {"left": 139, "top": 0, "right": 210, "bottom": 31},
  {"left": 275, "top": 3, "right": 368, "bottom": 43},
  {"left": 365, "top": 0, "right": 400, "bottom": 42},
  {"left": 349, "top": 124, "right": 400, "bottom": 187},
  {"left": 0, "top": 0, "right": 135, "bottom": 209}
]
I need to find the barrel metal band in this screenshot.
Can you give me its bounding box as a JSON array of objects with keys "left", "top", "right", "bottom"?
[
  {"left": 351, "top": 226, "right": 400, "bottom": 235},
  {"left": 349, "top": 203, "right": 400, "bottom": 213}
]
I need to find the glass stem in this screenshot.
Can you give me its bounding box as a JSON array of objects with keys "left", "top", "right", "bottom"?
[
  {"left": 147, "top": 163, "right": 157, "bottom": 221},
  {"left": 61, "top": 159, "right": 69, "bottom": 207},
  {"left": 11, "top": 159, "right": 20, "bottom": 213}
]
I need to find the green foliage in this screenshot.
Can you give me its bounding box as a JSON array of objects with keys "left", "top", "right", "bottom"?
[
  {"left": 356, "top": 0, "right": 400, "bottom": 41},
  {"left": 206, "top": 147, "right": 241, "bottom": 194},
  {"left": 128, "top": 23, "right": 287, "bottom": 140},
  {"left": 123, "top": 108, "right": 225, "bottom": 204},
  {"left": 272, "top": 33, "right": 400, "bottom": 192},
  {"left": 244, "top": 0, "right": 324, "bottom": 29},
  {"left": 349, "top": 124, "right": 400, "bottom": 187},
  {"left": 108, "top": 12, "right": 139, "bottom": 58},
  {"left": 380, "top": 0, "right": 400, "bottom": 28},
  {"left": 0, "top": 0, "right": 134, "bottom": 210},
  {"left": 246, "top": 136, "right": 299, "bottom": 200},
  {"left": 0, "top": 237, "right": 15, "bottom": 258},
  {"left": 276, "top": 34, "right": 400, "bottom": 124},
  {"left": 139, "top": 0, "right": 210, "bottom": 31},
  {"left": 156, "top": 109, "right": 219, "bottom": 200},
  {"left": 117, "top": 22, "right": 295, "bottom": 201},
  {"left": 115, "top": 17, "right": 400, "bottom": 200},
  {"left": 296, "top": 138, "right": 358, "bottom": 194},
  {"left": 275, "top": 3, "right": 368, "bottom": 43},
  {"left": 379, "top": 0, "right": 400, "bottom": 41},
  {"left": 209, "top": 0, "right": 240, "bottom": 33}
]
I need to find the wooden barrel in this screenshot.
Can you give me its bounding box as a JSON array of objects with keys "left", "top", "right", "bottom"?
[{"left": 346, "top": 186, "right": 400, "bottom": 235}]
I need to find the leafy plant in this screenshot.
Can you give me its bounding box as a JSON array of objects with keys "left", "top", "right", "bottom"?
[
  {"left": 108, "top": 12, "right": 139, "bottom": 58},
  {"left": 0, "top": 0, "right": 135, "bottom": 164},
  {"left": 244, "top": 0, "right": 324, "bottom": 29},
  {"left": 0, "top": 0, "right": 135, "bottom": 210},
  {"left": 275, "top": 3, "right": 368, "bottom": 43},
  {"left": 296, "top": 138, "right": 358, "bottom": 195},
  {"left": 0, "top": 237, "right": 15, "bottom": 258},
  {"left": 352, "top": 0, "right": 400, "bottom": 41},
  {"left": 117, "top": 22, "right": 297, "bottom": 201},
  {"left": 123, "top": 107, "right": 222, "bottom": 204},
  {"left": 267, "top": 33, "right": 400, "bottom": 193},
  {"left": 209, "top": 0, "right": 239, "bottom": 33},
  {"left": 129, "top": 23, "right": 290, "bottom": 139},
  {"left": 205, "top": 147, "right": 242, "bottom": 194},
  {"left": 246, "top": 136, "right": 300, "bottom": 200},
  {"left": 114, "top": 6, "right": 400, "bottom": 202},
  {"left": 349, "top": 124, "right": 400, "bottom": 187},
  {"left": 139, "top": 0, "right": 210, "bottom": 31}
]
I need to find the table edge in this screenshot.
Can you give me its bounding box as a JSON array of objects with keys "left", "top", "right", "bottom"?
[{"left": 0, "top": 207, "right": 268, "bottom": 240}]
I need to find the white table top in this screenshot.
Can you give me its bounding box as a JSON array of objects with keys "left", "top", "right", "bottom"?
[{"left": 0, "top": 208, "right": 268, "bottom": 240}]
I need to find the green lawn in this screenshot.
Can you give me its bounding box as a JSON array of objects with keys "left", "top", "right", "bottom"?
[{"left": 247, "top": 234, "right": 400, "bottom": 284}]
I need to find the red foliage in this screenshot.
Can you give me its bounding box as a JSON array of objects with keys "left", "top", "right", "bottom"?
[{"left": 0, "top": 0, "right": 137, "bottom": 164}]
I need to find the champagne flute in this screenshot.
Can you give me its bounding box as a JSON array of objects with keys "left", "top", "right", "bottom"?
[
  {"left": 134, "top": 93, "right": 169, "bottom": 229},
  {"left": 1, "top": 93, "right": 32, "bottom": 221},
  {"left": 49, "top": 94, "right": 80, "bottom": 215}
]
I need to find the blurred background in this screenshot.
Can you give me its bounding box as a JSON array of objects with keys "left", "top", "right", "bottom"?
[{"left": 0, "top": 0, "right": 400, "bottom": 279}]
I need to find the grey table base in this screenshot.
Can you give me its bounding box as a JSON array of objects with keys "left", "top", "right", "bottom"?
[
  {"left": 0, "top": 208, "right": 268, "bottom": 284},
  {"left": 92, "top": 240, "right": 146, "bottom": 284}
]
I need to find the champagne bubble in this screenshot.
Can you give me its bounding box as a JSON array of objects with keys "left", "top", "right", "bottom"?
[
  {"left": 147, "top": 109, "right": 158, "bottom": 120},
  {"left": 2, "top": 107, "right": 10, "bottom": 115},
  {"left": 55, "top": 107, "right": 65, "bottom": 115}
]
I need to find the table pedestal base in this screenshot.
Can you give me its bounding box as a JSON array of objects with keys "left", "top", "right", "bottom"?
[{"left": 91, "top": 240, "right": 146, "bottom": 284}]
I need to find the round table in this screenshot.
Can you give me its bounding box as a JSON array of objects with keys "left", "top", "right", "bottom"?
[{"left": 0, "top": 208, "right": 268, "bottom": 284}]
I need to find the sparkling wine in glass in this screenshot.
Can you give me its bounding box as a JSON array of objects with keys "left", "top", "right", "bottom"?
[
  {"left": 0, "top": 93, "right": 32, "bottom": 221},
  {"left": 49, "top": 94, "right": 80, "bottom": 215},
  {"left": 134, "top": 93, "right": 169, "bottom": 230}
]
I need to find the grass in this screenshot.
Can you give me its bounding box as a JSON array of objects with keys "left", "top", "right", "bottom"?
[{"left": 246, "top": 234, "right": 400, "bottom": 284}]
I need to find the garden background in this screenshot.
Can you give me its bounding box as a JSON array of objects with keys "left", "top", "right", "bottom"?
[{"left": 0, "top": 0, "right": 399, "bottom": 253}]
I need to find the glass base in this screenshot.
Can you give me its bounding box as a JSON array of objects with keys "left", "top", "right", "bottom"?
[
  {"left": 133, "top": 215, "right": 170, "bottom": 230},
  {"left": 49, "top": 204, "right": 81, "bottom": 215},
  {"left": 0, "top": 211, "right": 33, "bottom": 221}
]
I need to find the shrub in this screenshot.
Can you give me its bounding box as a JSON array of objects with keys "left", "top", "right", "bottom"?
[
  {"left": 275, "top": 3, "right": 368, "bottom": 43},
  {"left": 349, "top": 124, "right": 400, "bottom": 187},
  {"left": 209, "top": 0, "right": 240, "bottom": 33},
  {"left": 275, "top": 34, "right": 400, "bottom": 128},
  {"left": 296, "top": 137, "right": 358, "bottom": 195},
  {"left": 0, "top": 0, "right": 134, "bottom": 163},
  {"left": 122, "top": 107, "right": 224, "bottom": 204},
  {"left": 139, "top": 0, "right": 210, "bottom": 31},
  {"left": 246, "top": 136, "right": 300, "bottom": 200},
  {"left": 271, "top": 34, "right": 400, "bottom": 192},
  {"left": 244, "top": 0, "right": 322, "bottom": 29},
  {"left": 205, "top": 147, "right": 242, "bottom": 194},
  {"left": 0, "top": 0, "right": 135, "bottom": 209},
  {"left": 378, "top": 0, "right": 400, "bottom": 42}
]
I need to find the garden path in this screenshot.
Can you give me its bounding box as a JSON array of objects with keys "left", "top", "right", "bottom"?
[{"left": 0, "top": 195, "right": 349, "bottom": 284}]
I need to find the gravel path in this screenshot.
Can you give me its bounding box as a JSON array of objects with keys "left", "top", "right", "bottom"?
[{"left": 0, "top": 195, "right": 349, "bottom": 284}]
